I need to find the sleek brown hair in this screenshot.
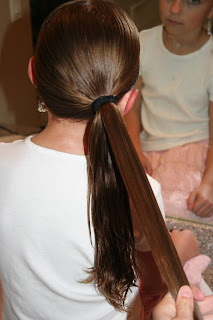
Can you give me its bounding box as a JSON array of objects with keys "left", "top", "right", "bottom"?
[{"left": 33, "top": 1, "right": 201, "bottom": 317}]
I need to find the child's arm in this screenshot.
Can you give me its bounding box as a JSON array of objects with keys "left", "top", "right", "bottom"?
[
  {"left": 124, "top": 76, "right": 152, "bottom": 175},
  {"left": 187, "top": 102, "right": 213, "bottom": 217}
]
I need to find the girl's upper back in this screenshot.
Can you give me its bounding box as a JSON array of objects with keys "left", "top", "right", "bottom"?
[{"left": 0, "top": 138, "right": 140, "bottom": 320}]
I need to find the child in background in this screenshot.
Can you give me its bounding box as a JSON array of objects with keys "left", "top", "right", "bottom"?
[{"left": 125, "top": 0, "right": 213, "bottom": 222}]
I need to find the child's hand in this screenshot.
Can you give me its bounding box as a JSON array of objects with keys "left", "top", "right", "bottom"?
[
  {"left": 139, "top": 152, "right": 153, "bottom": 176},
  {"left": 187, "top": 183, "right": 213, "bottom": 217}
]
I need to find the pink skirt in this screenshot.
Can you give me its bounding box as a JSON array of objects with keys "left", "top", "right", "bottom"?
[{"left": 144, "top": 140, "right": 213, "bottom": 223}]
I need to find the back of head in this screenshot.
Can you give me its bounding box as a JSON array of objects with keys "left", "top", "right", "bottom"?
[
  {"left": 34, "top": 0, "right": 140, "bottom": 312},
  {"left": 34, "top": 0, "right": 139, "bottom": 119}
]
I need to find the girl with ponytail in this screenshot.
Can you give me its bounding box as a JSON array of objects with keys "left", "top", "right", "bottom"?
[{"left": 0, "top": 1, "right": 212, "bottom": 319}]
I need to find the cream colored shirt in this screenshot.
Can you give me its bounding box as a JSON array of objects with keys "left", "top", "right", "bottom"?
[{"left": 139, "top": 25, "right": 213, "bottom": 151}]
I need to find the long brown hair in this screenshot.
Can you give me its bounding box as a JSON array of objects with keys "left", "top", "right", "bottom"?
[{"left": 33, "top": 1, "right": 201, "bottom": 317}]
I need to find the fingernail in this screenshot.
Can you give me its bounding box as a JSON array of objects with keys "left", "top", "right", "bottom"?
[
  {"left": 182, "top": 292, "right": 192, "bottom": 298},
  {"left": 181, "top": 288, "right": 192, "bottom": 299}
]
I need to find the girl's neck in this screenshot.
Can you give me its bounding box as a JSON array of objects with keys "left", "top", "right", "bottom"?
[
  {"left": 32, "top": 113, "right": 87, "bottom": 155},
  {"left": 162, "top": 26, "right": 210, "bottom": 55}
]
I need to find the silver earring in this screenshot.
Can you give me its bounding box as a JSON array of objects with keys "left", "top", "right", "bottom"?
[
  {"left": 207, "top": 19, "right": 212, "bottom": 35},
  {"left": 38, "top": 97, "right": 47, "bottom": 112}
]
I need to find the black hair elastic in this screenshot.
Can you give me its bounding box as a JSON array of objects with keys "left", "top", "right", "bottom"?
[{"left": 91, "top": 95, "right": 116, "bottom": 114}]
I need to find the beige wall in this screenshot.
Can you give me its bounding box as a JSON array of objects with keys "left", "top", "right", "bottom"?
[
  {"left": 112, "top": 0, "right": 161, "bottom": 31},
  {"left": 0, "top": 0, "right": 39, "bottom": 134}
]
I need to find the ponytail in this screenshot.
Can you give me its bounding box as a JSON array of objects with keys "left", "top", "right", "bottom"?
[
  {"left": 94, "top": 102, "right": 202, "bottom": 319},
  {"left": 86, "top": 103, "right": 137, "bottom": 311}
]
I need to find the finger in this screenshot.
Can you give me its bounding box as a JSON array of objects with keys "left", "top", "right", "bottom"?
[
  {"left": 200, "top": 205, "right": 213, "bottom": 217},
  {"left": 199, "top": 205, "right": 213, "bottom": 218},
  {"left": 193, "top": 201, "right": 211, "bottom": 217},
  {"left": 198, "top": 295, "right": 213, "bottom": 315},
  {"left": 201, "top": 311, "right": 213, "bottom": 320},
  {"left": 196, "top": 204, "right": 213, "bottom": 217},
  {"left": 192, "top": 198, "right": 206, "bottom": 215},
  {"left": 187, "top": 191, "right": 198, "bottom": 210},
  {"left": 152, "top": 292, "right": 176, "bottom": 320},
  {"left": 174, "top": 286, "right": 194, "bottom": 320},
  {"left": 191, "top": 286, "right": 205, "bottom": 301}
]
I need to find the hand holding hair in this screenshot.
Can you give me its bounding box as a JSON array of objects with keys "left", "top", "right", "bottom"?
[{"left": 153, "top": 286, "right": 213, "bottom": 320}]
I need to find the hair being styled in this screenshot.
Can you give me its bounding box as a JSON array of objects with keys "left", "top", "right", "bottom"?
[
  {"left": 33, "top": 1, "right": 201, "bottom": 318},
  {"left": 34, "top": 0, "right": 139, "bottom": 310}
]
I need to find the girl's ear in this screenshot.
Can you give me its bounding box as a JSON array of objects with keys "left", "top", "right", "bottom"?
[
  {"left": 28, "top": 56, "right": 37, "bottom": 88},
  {"left": 118, "top": 89, "right": 138, "bottom": 116}
]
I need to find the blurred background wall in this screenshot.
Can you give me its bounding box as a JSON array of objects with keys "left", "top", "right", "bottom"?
[
  {"left": 0, "top": 0, "right": 39, "bottom": 135},
  {"left": 113, "top": 0, "right": 160, "bottom": 31}
]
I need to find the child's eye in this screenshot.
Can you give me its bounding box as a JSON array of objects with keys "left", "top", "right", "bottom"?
[{"left": 187, "top": 0, "right": 200, "bottom": 4}]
